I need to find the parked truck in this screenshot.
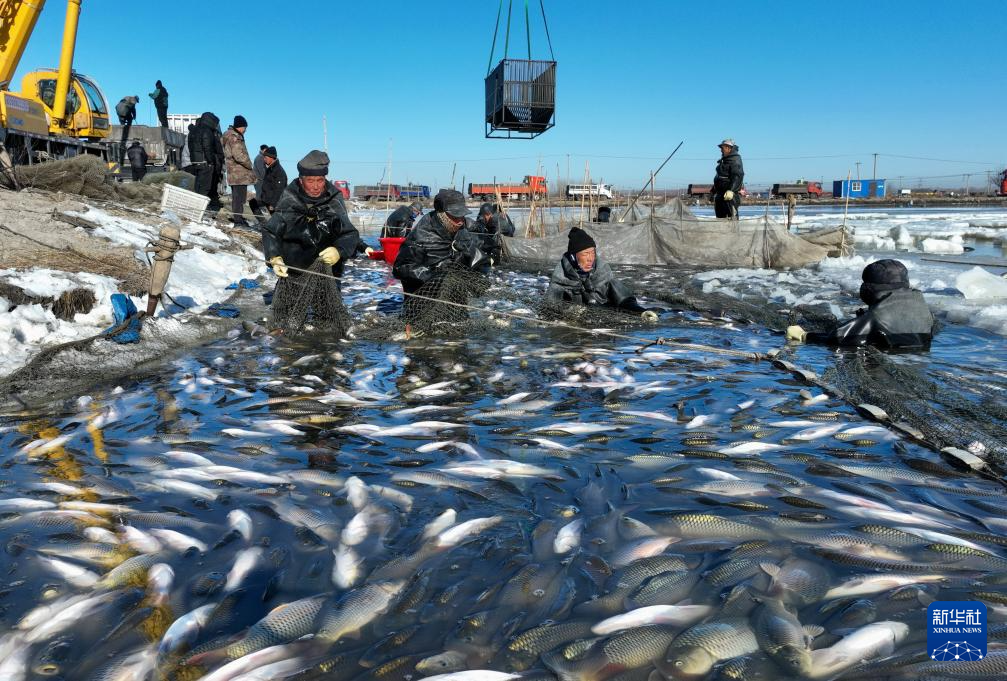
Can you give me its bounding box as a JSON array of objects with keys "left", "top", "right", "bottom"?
[
  {"left": 999, "top": 169, "right": 1007, "bottom": 197},
  {"left": 108, "top": 124, "right": 186, "bottom": 175},
  {"left": 332, "top": 180, "right": 350, "bottom": 200},
  {"left": 353, "top": 184, "right": 400, "bottom": 201},
  {"left": 566, "top": 183, "right": 614, "bottom": 200},
  {"left": 399, "top": 184, "right": 431, "bottom": 199},
  {"left": 687, "top": 183, "right": 713, "bottom": 197},
  {"left": 771, "top": 181, "right": 824, "bottom": 199},
  {"left": 468, "top": 175, "right": 547, "bottom": 201}
]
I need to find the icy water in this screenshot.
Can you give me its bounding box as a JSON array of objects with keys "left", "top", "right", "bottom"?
[{"left": 1, "top": 264, "right": 1007, "bottom": 680}]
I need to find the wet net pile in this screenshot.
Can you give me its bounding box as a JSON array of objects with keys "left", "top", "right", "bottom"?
[
  {"left": 271, "top": 259, "right": 352, "bottom": 338},
  {"left": 825, "top": 348, "right": 1007, "bottom": 465}
]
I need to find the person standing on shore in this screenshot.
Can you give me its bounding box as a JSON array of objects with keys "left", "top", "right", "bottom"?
[
  {"left": 221, "top": 115, "right": 257, "bottom": 228},
  {"left": 148, "top": 80, "right": 169, "bottom": 127},
  {"left": 712, "top": 138, "right": 744, "bottom": 219}
]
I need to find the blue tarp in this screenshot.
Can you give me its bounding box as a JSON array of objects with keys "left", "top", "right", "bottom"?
[
  {"left": 226, "top": 279, "right": 261, "bottom": 290},
  {"left": 104, "top": 294, "right": 142, "bottom": 344},
  {"left": 207, "top": 303, "right": 240, "bottom": 318}
]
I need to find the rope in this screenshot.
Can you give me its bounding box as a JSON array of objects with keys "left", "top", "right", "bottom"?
[
  {"left": 539, "top": 0, "right": 555, "bottom": 61},
  {"left": 487, "top": 0, "right": 505, "bottom": 74},
  {"left": 504, "top": 0, "right": 513, "bottom": 60},
  {"left": 525, "top": 0, "right": 532, "bottom": 60}
]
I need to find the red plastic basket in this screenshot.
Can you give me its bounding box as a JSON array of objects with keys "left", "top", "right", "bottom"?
[{"left": 379, "top": 237, "right": 406, "bottom": 265}]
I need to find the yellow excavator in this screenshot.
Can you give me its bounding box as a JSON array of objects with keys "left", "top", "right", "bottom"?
[{"left": 0, "top": 0, "right": 111, "bottom": 167}]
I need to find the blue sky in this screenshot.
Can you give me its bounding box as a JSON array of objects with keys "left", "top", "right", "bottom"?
[{"left": 13, "top": 0, "right": 1006, "bottom": 191}]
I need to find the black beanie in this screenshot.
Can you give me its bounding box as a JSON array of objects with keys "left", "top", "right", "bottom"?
[
  {"left": 263, "top": 146, "right": 277, "bottom": 159},
  {"left": 862, "top": 259, "right": 909, "bottom": 288},
  {"left": 567, "top": 227, "right": 596, "bottom": 254},
  {"left": 297, "top": 150, "right": 329, "bottom": 177},
  {"left": 233, "top": 115, "right": 248, "bottom": 128}
]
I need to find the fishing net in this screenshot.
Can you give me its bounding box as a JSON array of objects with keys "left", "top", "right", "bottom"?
[
  {"left": 824, "top": 348, "right": 1007, "bottom": 465},
  {"left": 270, "top": 259, "right": 351, "bottom": 338}
]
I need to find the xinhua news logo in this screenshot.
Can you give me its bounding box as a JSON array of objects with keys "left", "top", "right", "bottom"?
[{"left": 927, "top": 601, "right": 987, "bottom": 661}]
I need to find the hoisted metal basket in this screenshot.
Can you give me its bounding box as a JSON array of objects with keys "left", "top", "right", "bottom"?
[{"left": 485, "top": 59, "right": 556, "bottom": 139}]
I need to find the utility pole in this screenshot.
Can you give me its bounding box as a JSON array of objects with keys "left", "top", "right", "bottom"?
[
  {"left": 855, "top": 162, "right": 862, "bottom": 181},
  {"left": 872, "top": 153, "right": 878, "bottom": 180},
  {"left": 964, "top": 174, "right": 970, "bottom": 197},
  {"left": 323, "top": 115, "right": 328, "bottom": 154}
]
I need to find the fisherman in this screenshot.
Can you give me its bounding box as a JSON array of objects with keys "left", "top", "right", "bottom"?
[
  {"left": 126, "top": 141, "right": 147, "bottom": 182},
  {"left": 115, "top": 95, "right": 138, "bottom": 145},
  {"left": 472, "top": 202, "right": 515, "bottom": 264},
  {"left": 222, "top": 115, "right": 257, "bottom": 228},
  {"left": 713, "top": 138, "right": 744, "bottom": 219},
  {"left": 187, "top": 112, "right": 221, "bottom": 200},
  {"left": 149, "top": 80, "right": 169, "bottom": 127},
  {"left": 545, "top": 227, "right": 659, "bottom": 321},
  {"left": 786, "top": 259, "right": 937, "bottom": 350},
  {"left": 390, "top": 186, "right": 489, "bottom": 324},
  {"left": 251, "top": 146, "right": 286, "bottom": 221},
  {"left": 382, "top": 201, "right": 423, "bottom": 238},
  {"left": 261, "top": 150, "right": 360, "bottom": 323}
]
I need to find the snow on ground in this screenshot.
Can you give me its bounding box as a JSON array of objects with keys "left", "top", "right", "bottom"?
[{"left": 0, "top": 206, "right": 266, "bottom": 378}]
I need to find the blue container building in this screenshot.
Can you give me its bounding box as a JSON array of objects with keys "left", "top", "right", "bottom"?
[{"left": 833, "top": 179, "right": 886, "bottom": 198}]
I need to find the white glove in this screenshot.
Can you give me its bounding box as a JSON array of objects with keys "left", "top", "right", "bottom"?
[
  {"left": 489, "top": 257, "right": 495, "bottom": 266},
  {"left": 724, "top": 190, "right": 735, "bottom": 201},
  {"left": 365, "top": 247, "right": 375, "bottom": 256},
  {"left": 641, "top": 310, "right": 659, "bottom": 322},
  {"left": 319, "top": 247, "right": 341, "bottom": 265},
  {"left": 786, "top": 325, "right": 807, "bottom": 342},
  {"left": 269, "top": 256, "right": 288, "bottom": 278}
]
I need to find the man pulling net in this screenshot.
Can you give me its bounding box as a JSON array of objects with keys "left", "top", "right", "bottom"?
[
  {"left": 392, "top": 189, "right": 490, "bottom": 332},
  {"left": 260, "top": 150, "right": 359, "bottom": 336}
]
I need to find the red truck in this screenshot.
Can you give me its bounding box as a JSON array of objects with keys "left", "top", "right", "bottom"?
[
  {"left": 772, "top": 182, "right": 824, "bottom": 199},
  {"left": 468, "top": 175, "right": 547, "bottom": 201},
  {"left": 332, "top": 180, "right": 350, "bottom": 200},
  {"left": 999, "top": 169, "right": 1007, "bottom": 197}
]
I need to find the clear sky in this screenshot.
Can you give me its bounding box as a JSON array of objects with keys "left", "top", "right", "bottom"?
[{"left": 12, "top": 0, "right": 1007, "bottom": 191}]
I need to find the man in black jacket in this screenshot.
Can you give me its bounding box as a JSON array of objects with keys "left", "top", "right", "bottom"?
[
  {"left": 149, "top": 80, "right": 169, "bottom": 127},
  {"left": 261, "top": 150, "right": 360, "bottom": 327},
  {"left": 382, "top": 201, "right": 422, "bottom": 238},
  {"left": 392, "top": 189, "right": 487, "bottom": 296},
  {"left": 786, "top": 259, "right": 937, "bottom": 350},
  {"left": 713, "top": 138, "right": 744, "bottom": 219},
  {"left": 545, "top": 227, "right": 658, "bottom": 321},
  {"left": 471, "top": 202, "right": 515, "bottom": 264},
  {"left": 115, "top": 96, "right": 138, "bottom": 145},
  {"left": 126, "top": 142, "right": 147, "bottom": 182},
  {"left": 251, "top": 146, "right": 286, "bottom": 221},
  {"left": 187, "top": 112, "right": 221, "bottom": 199}
]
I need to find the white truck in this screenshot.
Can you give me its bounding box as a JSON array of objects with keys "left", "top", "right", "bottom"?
[{"left": 566, "top": 183, "right": 614, "bottom": 200}]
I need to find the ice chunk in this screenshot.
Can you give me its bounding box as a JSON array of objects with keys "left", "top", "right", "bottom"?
[
  {"left": 921, "top": 237, "right": 964, "bottom": 255},
  {"left": 889, "top": 226, "right": 913, "bottom": 246},
  {"left": 955, "top": 267, "right": 1007, "bottom": 300}
]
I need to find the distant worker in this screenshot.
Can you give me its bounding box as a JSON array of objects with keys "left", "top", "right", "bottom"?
[
  {"left": 713, "top": 138, "right": 744, "bottom": 219},
  {"left": 187, "top": 112, "right": 222, "bottom": 199},
  {"left": 261, "top": 150, "right": 361, "bottom": 315},
  {"left": 383, "top": 201, "right": 423, "bottom": 238},
  {"left": 222, "top": 115, "right": 257, "bottom": 228},
  {"left": 393, "top": 189, "right": 488, "bottom": 296},
  {"left": 545, "top": 227, "right": 658, "bottom": 321},
  {"left": 210, "top": 121, "right": 225, "bottom": 211},
  {"left": 252, "top": 146, "right": 287, "bottom": 220},
  {"left": 253, "top": 144, "right": 267, "bottom": 198},
  {"left": 115, "top": 95, "right": 138, "bottom": 144},
  {"left": 149, "top": 80, "right": 169, "bottom": 127},
  {"left": 126, "top": 141, "right": 147, "bottom": 182},
  {"left": 786, "top": 193, "right": 797, "bottom": 231},
  {"left": 786, "top": 259, "right": 936, "bottom": 350},
  {"left": 472, "top": 202, "right": 515, "bottom": 264},
  {"left": 596, "top": 206, "right": 613, "bottom": 223}
]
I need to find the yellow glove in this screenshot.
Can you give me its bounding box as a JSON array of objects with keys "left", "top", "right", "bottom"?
[
  {"left": 269, "top": 256, "right": 288, "bottom": 278},
  {"left": 319, "top": 247, "right": 341, "bottom": 265},
  {"left": 786, "top": 325, "right": 807, "bottom": 342},
  {"left": 724, "top": 190, "right": 735, "bottom": 201},
  {"left": 364, "top": 247, "right": 375, "bottom": 256},
  {"left": 641, "top": 310, "right": 659, "bottom": 322}
]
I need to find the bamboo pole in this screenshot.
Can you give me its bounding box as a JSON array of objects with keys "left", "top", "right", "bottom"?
[{"left": 619, "top": 141, "right": 683, "bottom": 223}]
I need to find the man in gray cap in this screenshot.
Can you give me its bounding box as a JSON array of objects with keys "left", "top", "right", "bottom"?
[
  {"left": 392, "top": 188, "right": 487, "bottom": 296},
  {"left": 261, "top": 150, "right": 360, "bottom": 317},
  {"left": 712, "top": 138, "right": 744, "bottom": 219},
  {"left": 382, "top": 200, "right": 423, "bottom": 238}
]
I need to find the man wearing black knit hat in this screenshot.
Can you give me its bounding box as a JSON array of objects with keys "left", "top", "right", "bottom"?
[
  {"left": 545, "top": 227, "right": 658, "bottom": 320},
  {"left": 261, "top": 150, "right": 360, "bottom": 326},
  {"left": 787, "top": 258, "right": 936, "bottom": 349}
]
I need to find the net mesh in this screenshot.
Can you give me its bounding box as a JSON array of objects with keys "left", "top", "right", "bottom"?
[{"left": 270, "top": 260, "right": 351, "bottom": 338}]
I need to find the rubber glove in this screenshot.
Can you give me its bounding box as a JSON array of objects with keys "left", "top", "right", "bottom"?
[
  {"left": 489, "top": 257, "right": 495, "bottom": 266},
  {"left": 724, "top": 190, "right": 735, "bottom": 201},
  {"left": 319, "top": 247, "right": 341, "bottom": 265},
  {"left": 364, "top": 247, "right": 375, "bottom": 256},
  {"left": 641, "top": 310, "right": 659, "bottom": 322},
  {"left": 269, "top": 256, "right": 288, "bottom": 278},
  {"left": 786, "top": 325, "right": 807, "bottom": 342}
]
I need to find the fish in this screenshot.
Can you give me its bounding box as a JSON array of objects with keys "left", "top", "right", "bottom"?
[
  {"left": 657, "top": 618, "right": 759, "bottom": 680},
  {"left": 316, "top": 581, "right": 407, "bottom": 641},
  {"left": 544, "top": 625, "right": 679, "bottom": 681},
  {"left": 807, "top": 621, "right": 909, "bottom": 679},
  {"left": 591, "top": 604, "right": 713, "bottom": 635},
  {"left": 824, "top": 574, "right": 947, "bottom": 599},
  {"left": 753, "top": 598, "right": 820, "bottom": 676}
]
